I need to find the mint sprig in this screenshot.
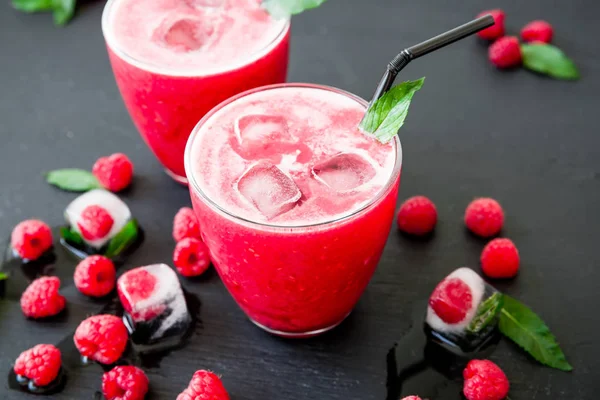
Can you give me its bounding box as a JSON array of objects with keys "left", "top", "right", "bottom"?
[
  {"left": 0, "top": 272, "right": 8, "bottom": 281},
  {"left": 499, "top": 294, "right": 573, "bottom": 371},
  {"left": 104, "top": 219, "right": 139, "bottom": 259},
  {"left": 262, "top": 0, "right": 328, "bottom": 18},
  {"left": 521, "top": 43, "right": 580, "bottom": 80},
  {"left": 12, "top": 0, "right": 76, "bottom": 26},
  {"left": 46, "top": 169, "right": 101, "bottom": 192},
  {"left": 467, "top": 292, "right": 504, "bottom": 334},
  {"left": 359, "top": 78, "right": 425, "bottom": 144},
  {"left": 60, "top": 226, "right": 84, "bottom": 247}
]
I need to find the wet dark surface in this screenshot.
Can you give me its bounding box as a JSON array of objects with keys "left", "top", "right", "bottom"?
[{"left": 1, "top": 0, "right": 599, "bottom": 398}]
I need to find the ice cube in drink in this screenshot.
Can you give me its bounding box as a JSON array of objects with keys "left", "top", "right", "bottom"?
[
  {"left": 64, "top": 189, "right": 132, "bottom": 249},
  {"left": 117, "top": 264, "right": 191, "bottom": 351},
  {"left": 425, "top": 267, "right": 503, "bottom": 354},
  {"left": 312, "top": 152, "right": 377, "bottom": 192}
]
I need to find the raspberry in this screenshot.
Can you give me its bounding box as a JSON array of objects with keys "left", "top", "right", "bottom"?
[
  {"left": 20, "top": 276, "right": 66, "bottom": 319},
  {"left": 396, "top": 196, "right": 437, "bottom": 236},
  {"left": 118, "top": 268, "right": 164, "bottom": 321},
  {"left": 11, "top": 219, "right": 53, "bottom": 261},
  {"left": 77, "top": 205, "right": 114, "bottom": 240},
  {"left": 476, "top": 9, "right": 505, "bottom": 40},
  {"left": 14, "top": 344, "right": 61, "bottom": 387},
  {"left": 488, "top": 36, "right": 522, "bottom": 69},
  {"left": 102, "top": 366, "right": 149, "bottom": 400},
  {"left": 177, "top": 370, "right": 229, "bottom": 400},
  {"left": 173, "top": 238, "right": 211, "bottom": 277},
  {"left": 464, "top": 198, "right": 504, "bottom": 238},
  {"left": 173, "top": 207, "right": 201, "bottom": 242},
  {"left": 73, "top": 314, "right": 128, "bottom": 364},
  {"left": 429, "top": 277, "right": 473, "bottom": 324},
  {"left": 521, "top": 20, "right": 553, "bottom": 43},
  {"left": 481, "top": 238, "right": 519, "bottom": 279},
  {"left": 74, "top": 255, "right": 116, "bottom": 297},
  {"left": 401, "top": 397, "right": 422, "bottom": 400},
  {"left": 463, "top": 359, "right": 509, "bottom": 400},
  {"left": 92, "top": 153, "right": 134, "bottom": 192}
]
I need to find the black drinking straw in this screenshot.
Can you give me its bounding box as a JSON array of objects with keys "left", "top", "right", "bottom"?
[{"left": 364, "top": 15, "right": 495, "bottom": 110}]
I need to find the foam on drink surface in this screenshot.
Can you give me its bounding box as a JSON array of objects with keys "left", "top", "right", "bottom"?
[
  {"left": 107, "top": 0, "right": 287, "bottom": 72},
  {"left": 191, "top": 87, "right": 398, "bottom": 225}
]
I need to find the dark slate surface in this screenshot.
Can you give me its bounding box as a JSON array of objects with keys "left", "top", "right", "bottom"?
[{"left": 1, "top": 0, "right": 599, "bottom": 398}]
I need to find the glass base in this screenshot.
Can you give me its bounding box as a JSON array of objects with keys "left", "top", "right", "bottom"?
[
  {"left": 164, "top": 168, "right": 188, "bottom": 185},
  {"left": 249, "top": 312, "right": 350, "bottom": 338}
]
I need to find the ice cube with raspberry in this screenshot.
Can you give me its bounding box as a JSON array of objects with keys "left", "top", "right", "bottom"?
[
  {"left": 426, "top": 267, "right": 503, "bottom": 354},
  {"left": 64, "top": 189, "right": 132, "bottom": 250},
  {"left": 117, "top": 264, "right": 191, "bottom": 351}
]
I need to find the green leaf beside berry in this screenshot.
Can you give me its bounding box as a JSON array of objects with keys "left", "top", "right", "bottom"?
[
  {"left": 46, "top": 169, "right": 101, "bottom": 192},
  {"left": 262, "top": 0, "right": 328, "bottom": 18},
  {"left": 104, "top": 219, "right": 139, "bottom": 259},
  {"left": 359, "top": 78, "right": 425, "bottom": 144},
  {"left": 0, "top": 272, "right": 8, "bottom": 281},
  {"left": 12, "top": 0, "right": 76, "bottom": 26},
  {"left": 499, "top": 294, "right": 573, "bottom": 371},
  {"left": 521, "top": 43, "right": 580, "bottom": 80},
  {"left": 59, "top": 226, "right": 84, "bottom": 247}
]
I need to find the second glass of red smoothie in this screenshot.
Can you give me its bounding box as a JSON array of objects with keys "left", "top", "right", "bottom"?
[
  {"left": 185, "top": 83, "right": 402, "bottom": 337},
  {"left": 101, "top": 0, "right": 290, "bottom": 183}
]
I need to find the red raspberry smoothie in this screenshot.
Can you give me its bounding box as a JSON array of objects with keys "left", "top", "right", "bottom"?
[
  {"left": 102, "top": 0, "right": 290, "bottom": 183},
  {"left": 185, "top": 84, "right": 402, "bottom": 337}
]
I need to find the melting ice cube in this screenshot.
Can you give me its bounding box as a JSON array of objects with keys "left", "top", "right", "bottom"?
[
  {"left": 312, "top": 152, "right": 377, "bottom": 192},
  {"left": 185, "top": 0, "right": 224, "bottom": 9},
  {"left": 65, "top": 189, "right": 131, "bottom": 249},
  {"left": 236, "top": 161, "right": 301, "bottom": 219},
  {"left": 425, "top": 267, "right": 503, "bottom": 354},
  {"left": 153, "top": 16, "right": 214, "bottom": 52},
  {"left": 234, "top": 114, "right": 292, "bottom": 150},
  {"left": 117, "top": 264, "right": 191, "bottom": 348}
]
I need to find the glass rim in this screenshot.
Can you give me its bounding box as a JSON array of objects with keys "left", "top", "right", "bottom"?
[
  {"left": 184, "top": 82, "right": 403, "bottom": 230},
  {"left": 101, "top": 0, "right": 290, "bottom": 77}
]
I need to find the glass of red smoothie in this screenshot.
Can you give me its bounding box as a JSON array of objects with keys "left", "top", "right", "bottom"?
[
  {"left": 185, "top": 83, "right": 402, "bottom": 337},
  {"left": 101, "top": 0, "right": 290, "bottom": 184}
]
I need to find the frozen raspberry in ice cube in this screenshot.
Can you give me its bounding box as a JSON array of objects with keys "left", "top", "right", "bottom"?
[
  {"left": 117, "top": 264, "right": 191, "bottom": 344},
  {"left": 312, "top": 152, "right": 377, "bottom": 192},
  {"left": 236, "top": 161, "right": 301, "bottom": 219},
  {"left": 65, "top": 189, "right": 131, "bottom": 249}
]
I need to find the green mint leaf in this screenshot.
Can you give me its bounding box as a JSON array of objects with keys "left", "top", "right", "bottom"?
[
  {"left": 262, "top": 0, "right": 327, "bottom": 18},
  {"left": 104, "top": 219, "right": 139, "bottom": 259},
  {"left": 0, "top": 272, "right": 8, "bottom": 281},
  {"left": 12, "top": 0, "right": 54, "bottom": 12},
  {"left": 46, "top": 169, "right": 101, "bottom": 192},
  {"left": 521, "top": 43, "right": 580, "bottom": 80},
  {"left": 499, "top": 295, "right": 573, "bottom": 371},
  {"left": 60, "top": 226, "right": 84, "bottom": 246},
  {"left": 52, "top": 0, "right": 76, "bottom": 25},
  {"left": 359, "top": 78, "right": 425, "bottom": 144},
  {"left": 466, "top": 292, "right": 504, "bottom": 334}
]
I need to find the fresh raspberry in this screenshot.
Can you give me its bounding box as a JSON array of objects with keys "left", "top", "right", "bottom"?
[
  {"left": 102, "top": 366, "right": 149, "bottom": 400},
  {"left": 476, "top": 9, "right": 505, "bottom": 40},
  {"left": 396, "top": 196, "right": 437, "bottom": 236},
  {"left": 74, "top": 255, "right": 116, "bottom": 297},
  {"left": 488, "top": 36, "right": 522, "bottom": 69},
  {"left": 521, "top": 20, "right": 553, "bottom": 43},
  {"left": 92, "top": 153, "right": 134, "bottom": 192},
  {"left": 77, "top": 205, "right": 114, "bottom": 241},
  {"left": 11, "top": 219, "right": 53, "bottom": 261},
  {"left": 73, "top": 314, "right": 128, "bottom": 364},
  {"left": 401, "top": 397, "right": 422, "bottom": 400},
  {"left": 118, "top": 268, "right": 164, "bottom": 321},
  {"left": 14, "top": 344, "right": 61, "bottom": 387},
  {"left": 429, "top": 277, "right": 473, "bottom": 324},
  {"left": 173, "top": 238, "right": 211, "bottom": 277},
  {"left": 20, "top": 276, "right": 66, "bottom": 319},
  {"left": 481, "top": 238, "right": 520, "bottom": 279},
  {"left": 173, "top": 207, "right": 201, "bottom": 242},
  {"left": 463, "top": 359, "right": 510, "bottom": 400},
  {"left": 464, "top": 198, "right": 504, "bottom": 238},
  {"left": 177, "top": 370, "right": 229, "bottom": 400}
]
